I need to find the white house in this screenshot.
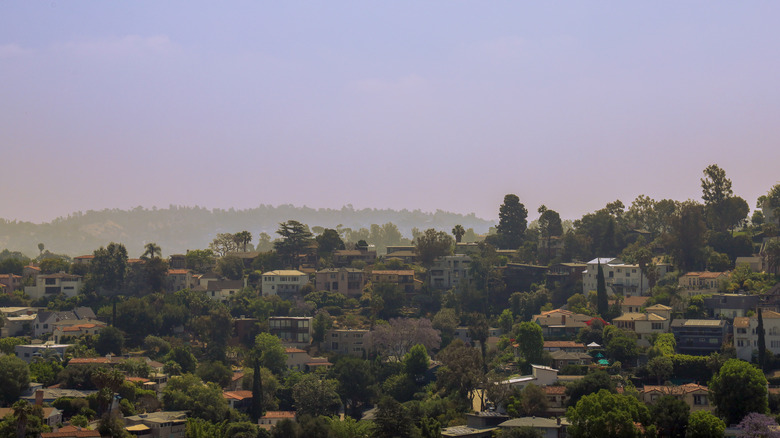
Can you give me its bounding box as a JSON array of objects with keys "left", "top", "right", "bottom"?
[
  {"left": 734, "top": 310, "right": 780, "bottom": 361},
  {"left": 25, "top": 273, "right": 83, "bottom": 300},
  {"left": 582, "top": 258, "right": 672, "bottom": 297},
  {"left": 261, "top": 270, "right": 309, "bottom": 297}
]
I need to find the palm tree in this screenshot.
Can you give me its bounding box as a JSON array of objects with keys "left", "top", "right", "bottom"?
[
  {"left": 452, "top": 225, "right": 466, "bottom": 243},
  {"left": 12, "top": 400, "right": 33, "bottom": 438},
  {"left": 142, "top": 242, "right": 161, "bottom": 260},
  {"left": 234, "top": 231, "right": 253, "bottom": 252}
]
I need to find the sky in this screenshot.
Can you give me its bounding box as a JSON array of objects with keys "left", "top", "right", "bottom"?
[{"left": 1, "top": 2, "right": 779, "bottom": 224}]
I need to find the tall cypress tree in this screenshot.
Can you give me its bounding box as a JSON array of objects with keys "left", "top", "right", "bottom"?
[
  {"left": 250, "top": 358, "right": 264, "bottom": 422},
  {"left": 597, "top": 260, "right": 608, "bottom": 317},
  {"left": 758, "top": 307, "right": 767, "bottom": 371}
]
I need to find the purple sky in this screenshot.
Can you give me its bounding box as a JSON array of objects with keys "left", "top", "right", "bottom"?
[{"left": 2, "top": 2, "right": 779, "bottom": 224}]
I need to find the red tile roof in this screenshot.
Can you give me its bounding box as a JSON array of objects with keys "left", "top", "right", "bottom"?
[
  {"left": 261, "top": 411, "right": 296, "bottom": 419},
  {"left": 223, "top": 390, "right": 253, "bottom": 401},
  {"left": 68, "top": 357, "right": 111, "bottom": 365}
]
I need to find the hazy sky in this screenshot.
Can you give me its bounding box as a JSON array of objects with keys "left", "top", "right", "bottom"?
[{"left": 2, "top": 2, "right": 779, "bottom": 224}]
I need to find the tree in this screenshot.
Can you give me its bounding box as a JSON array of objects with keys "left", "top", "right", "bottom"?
[
  {"left": 274, "top": 220, "right": 314, "bottom": 268},
  {"left": 315, "top": 229, "right": 345, "bottom": 257},
  {"left": 606, "top": 335, "right": 638, "bottom": 365},
  {"left": 233, "top": 231, "right": 253, "bottom": 252},
  {"left": 292, "top": 374, "right": 341, "bottom": 418},
  {"left": 162, "top": 374, "right": 229, "bottom": 422},
  {"left": 0, "top": 355, "right": 29, "bottom": 406},
  {"left": 646, "top": 355, "right": 673, "bottom": 385},
  {"left": 517, "top": 383, "right": 548, "bottom": 417},
  {"left": 515, "top": 321, "right": 544, "bottom": 366},
  {"left": 651, "top": 395, "right": 689, "bottom": 438},
  {"left": 468, "top": 313, "right": 490, "bottom": 370},
  {"left": 38, "top": 257, "right": 71, "bottom": 275},
  {"left": 596, "top": 260, "right": 608, "bottom": 317},
  {"left": 665, "top": 201, "right": 708, "bottom": 272},
  {"left": 496, "top": 194, "right": 528, "bottom": 249},
  {"left": 368, "top": 318, "right": 440, "bottom": 359},
  {"left": 701, "top": 164, "right": 733, "bottom": 206},
  {"left": 452, "top": 225, "right": 466, "bottom": 243},
  {"left": 414, "top": 228, "right": 454, "bottom": 268},
  {"left": 436, "top": 339, "right": 483, "bottom": 400},
  {"left": 687, "top": 410, "right": 725, "bottom": 438},
  {"left": 91, "top": 242, "right": 128, "bottom": 294},
  {"left": 185, "top": 249, "right": 215, "bottom": 273},
  {"left": 373, "top": 396, "right": 413, "bottom": 438},
  {"left": 252, "top": 333, "right": 287, "bottom": 375},
  {"left": 758, "top": 307, "right": 767, "bottom": 371},
  {"left": 538, "top": 205, "right": 563, "bottom": 260},
  {"left": 432, "top": 308, "right": 459, "bottom": 347},
  {"left": 216, "top": 255, "right": 244, "bottom": 280},
  {"left": 311, "top": 311, "right": 332, "bottom": 347},
  {"left": 209, "top": 233, "right": 238, "bottom": 257},
  {"left": 403, "top": 344, "right": 430, "bottom": 380},
  {"left": 498, "top": 309, "right": 514, "bottom": 335},
  {"left": 250, "top": 358, "right": 264, "bottom": 422},
  {"left": 736, "top": 412, "right": 780, "bottom": 438},
  {"left": 165, "top": 346, "right": 198, "bottom": 374},
  {"left": 141, "top": 242, "right": 161, "bottom": 260},
  {"left": 95, "top": 326, "right": 124, "bottom": 356},
  {"left": 196, "top": 361, "right": 233, "bottom": 388},
  {"left": 566, "top": 389, "right": 651, "bottom": 438},
  {"left": 565, "top": 370, "right": 615, "bottom": 407},
  {"left": 709, "top": 359, "right": 768, "bottom": 425},
  {"left": 332, "top": 357, "right": 375, "bottom": 419}
]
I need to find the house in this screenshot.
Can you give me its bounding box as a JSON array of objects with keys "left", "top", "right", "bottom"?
[
  {"left": 201, "top": 279, "right": 245, "bottom": 303},
  {"left": 52, "top": 321, "right": 107, "bottom": 343},
  {"left": 261, "top": 270, "right": 310, "bottom": 298},
  {"left": 384, "top": 246, "right": 418, "bottom": 263},
  {"left": 41, "top": 426, "right": 100, "bottom": 438},
  {"left": 24, "top": 273, "right": 83, "bottom": 300},
  {"left": 73, "top": 255, "right": 94, "bottom": 266},
  {"left": 441, "top": 412, "right": 509, "bottom": 438},
  {"left": 734, "top": 310, "right": 780, "bottom": 361},
  {"left": 502, "top": 263, "right": 548, "bottom": 295},
  {"left": 168, "top": 254, "right": 187, "bottom": 269},
  {"left": 549, "top": 350, "right": 592, "bottom": 370},
  {"left": 429, "top": 255, "right": 472, "bottom": 289},
  {"left": 533, "top": 309, "right": 601, "bottom": 339},
  {"left": 736, "top": 256, "right": 763, "bottom": 272},
  {"left": 543, "top": 341, "right": 586, "bottom": 353},
  {"left": 166, "top": 269, "right": 194, "bottom": 292},
  {"left": 369, "top": 270, "right": 420, "bottom": 294},
  {"left": 702, "top": 293, "right": 759, "bottom": 319},
  {"left": 124, "top": 411, "right": 187, "bottom": 438},
  {"left": 258, "top": 411, "right": 296, "bottom": 431},
  {"left": 453, "top": 326, "right": 502, "bottom": 346},
  {"left": 0, "top": 274, "right": 23, "bottom": 291},
  {"left": 678, "top": 272, "right": 730, "bottom": 298},
  {"left": 314, "top": 268, "right": 366, "bottom": 298},
  {"left": 645, "top": 304, "right": 673, "bottom": 320},
  {"left": 1, "top": 311, "right": 36, "bottom": 337},
  {"left": 640, "top": 383, "right": 714, "bottom": 413},
  {"left": 332, "top": 246, "right": 377, "bottom": 266},
  {"left": 324, "top": 328, "right": 369, "bottom": 357},
  {"left": 500, "top": 365, "right": 559, "bottom": 391},
  {"left": 582, "top": 258, "right": 672, "bottom": 297},
  {"left": 546, "top": 263, "right": 587, "bottom": 288},
  {"left": 284, "top": 347, "right": 331, "bottom": 371},
  {"left": 612, "top": 312, "right": 669, "bottom": 347},
  {"left": 14, "top": 343, "right": 71, "bottom": 363},
  {"left": 223, "top": 390, "right": 253, "bottom": 411},
  {"left": 620, "top": 295, "right": 650, "bottom": 314},
  {"left": 32, "top": 307, "right": 96, "bottom": 338},
  {"left": 497, "top": 417, "right": 570, "bottom": 438},
  {"left": 543, "top": 386, "right": 570, "bottom": 416},
  {"left": 671, "top": 319, "right": 729, "bottom": 355},
  {"left": 0, "top": 404, "right": 61, "bottom": 429},
  {"left": 269, "top": 316, "right": 312, "bottom": 345}
]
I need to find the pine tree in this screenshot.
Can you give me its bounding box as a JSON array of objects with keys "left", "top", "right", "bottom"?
[
  {"left": 597, "top": 260, "right": 608, "bottom": 317},
  {"left": 758, "top": 307, "right": 766, "bottom": 371},
  {"left": 250, "top": 358, "right": 264, "bottom": 422}
]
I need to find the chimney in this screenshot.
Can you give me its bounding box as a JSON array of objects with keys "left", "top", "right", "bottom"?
[{"left": 35, "top": 389, "right": 43, "bottom": 406}]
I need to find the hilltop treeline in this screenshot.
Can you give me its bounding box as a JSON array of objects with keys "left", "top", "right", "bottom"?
[{"left": 0, "top": 204, "right": 493, "bottom": 258}]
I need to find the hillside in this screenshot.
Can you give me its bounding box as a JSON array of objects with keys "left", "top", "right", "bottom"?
[{"left": 0, "top": 205, "right": 494, "bottom": 258}]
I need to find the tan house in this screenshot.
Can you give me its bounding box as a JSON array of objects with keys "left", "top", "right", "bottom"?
[
  {"left": 0, "top": 274, "right": 23, "bottom": 291},
  {"left": 261, "top": 270, "right": 310, "bottom": 297},
  {"left": 369, "top": 270, "right": 421, "bottom": 294},
  {"left": 620, "top": 295, "right": 650, "bottom": 314},
  {"left": 166, "top": 269, "right": 194, "bottom": 292},
  {"left": 314, "top": 268, "right": 366, "bottom": 298},
  {"left": 124, "top": 411, "right": 187, "bottom": 438},
  {"left": 258, "top": 411, "right": 296, "bottom": 431},
  {"left": 678, "top": 271, "right": 730, "bottom": 297},
  {"left": 25, "top": 273, "right": 83, "bottom": 300},
  {"left": 324, "top": 328, "right": 369, "bottom": 357},
  {"left": 532, "top": 309, "right": 598, "bottom": 339},
  {"left": 612, "top": 312, "right": 669, "bottom": 347},
  {"left": 333, "top": 247, "right": 377, "bottom": 266},
  {"left": 52, "top": 321, "right": 106, "bottom": 343},
  {"left": 284, "top": 347, "right": 331, "bottom": 371},
  {"left": 640, "top": 383, "right": 713, "bottom": 413},
  {"left": 734, "top": 310, "right": 780, "bottom": 361}
]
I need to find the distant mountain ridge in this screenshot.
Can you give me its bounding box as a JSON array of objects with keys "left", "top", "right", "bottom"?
[{"left": 0, "top": 204, "right": 495, "bottom": 258}]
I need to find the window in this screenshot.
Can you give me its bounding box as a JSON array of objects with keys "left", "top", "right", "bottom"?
[{"left": 694, "top": 395, "right": 708, "bottom": 405}]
